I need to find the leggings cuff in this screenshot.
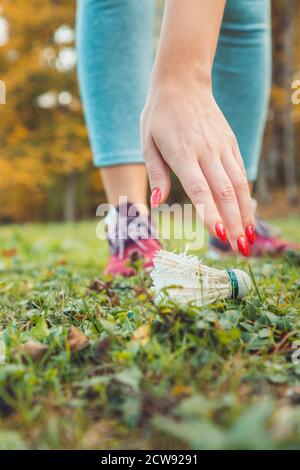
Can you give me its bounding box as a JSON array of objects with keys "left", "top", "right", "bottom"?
[
  {"left": 93, "top": 149, "right": 144, "bottom": 167},
  {"left": 246, "top": 166, "right": 258, "bottom": 182}
]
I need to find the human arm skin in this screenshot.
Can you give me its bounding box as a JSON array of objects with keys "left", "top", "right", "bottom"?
[{"left": 141, "top": 0, "right": 254, "bottom": 254}]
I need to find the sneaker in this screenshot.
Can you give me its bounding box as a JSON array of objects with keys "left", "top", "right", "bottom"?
[
  {"left": 105, "top": 202, "right": 161, "bottom": 276},
  {"left": 208, "top": 200, "right": 300, "bottom": 258}
]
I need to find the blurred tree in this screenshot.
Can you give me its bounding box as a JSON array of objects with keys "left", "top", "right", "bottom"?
[
  {"left": 256, "top": 0, "right": 299, "bottom": 205},
  {"left": 0, "top": 0, "right": 99, "bottom": 222},
  {"left": 282, "top": 0, "right": 298, "bottom": 204}
]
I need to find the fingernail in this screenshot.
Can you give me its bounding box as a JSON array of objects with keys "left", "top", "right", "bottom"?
[
  {"left": 215, "top": 222, "right": 227, "bottom": 242},
  {"left": 246, "top": 225, "right": 256, "bottom": 245},
  {"left": 237, "top": 236, "right": 250, "bottom": 257},
  {"left": 150, "top": 188, "right": 161, "bottom": 207}
]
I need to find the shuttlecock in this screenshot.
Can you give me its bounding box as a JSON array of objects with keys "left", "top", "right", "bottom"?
[{"left": 150, "top": 250, "right": 251, "bottom": 306}]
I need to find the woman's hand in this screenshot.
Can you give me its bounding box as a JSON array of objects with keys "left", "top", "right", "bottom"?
[{"left": 141, "top": 75, "right": 254, "bottom": 255}]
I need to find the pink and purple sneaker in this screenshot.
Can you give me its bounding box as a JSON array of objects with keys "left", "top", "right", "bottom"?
[
  {"left": 209, "top": 208, "right": 300, "bottom": 258},
  {"left": 105, "top": 202, "right": 161, "bottom": 276}
]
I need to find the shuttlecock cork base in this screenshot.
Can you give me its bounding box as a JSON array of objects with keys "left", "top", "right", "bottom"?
[{"left": 150, "top": 250, "right": 252, "bottom": 307}]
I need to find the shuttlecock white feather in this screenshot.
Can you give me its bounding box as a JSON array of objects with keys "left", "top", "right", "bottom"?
[{"left": 150, "top": 250, "right": 251, "bottom": 306}]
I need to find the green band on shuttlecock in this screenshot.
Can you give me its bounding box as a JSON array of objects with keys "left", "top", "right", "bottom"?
[{"left": 227, "top": 269, "right": 239, "bottom": 299}]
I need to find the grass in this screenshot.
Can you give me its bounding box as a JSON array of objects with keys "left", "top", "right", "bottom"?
[{"left": 0, "top": 216, "right": 300, "bottom": 450}]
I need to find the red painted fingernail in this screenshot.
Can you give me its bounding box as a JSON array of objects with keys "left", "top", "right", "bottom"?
[
  {"left": 237, "top": 236, "right": 250, "bottom": 257},
  {"left": 215, "top": 222, "right": 227, "bottom": 242},
  {"left": 150, "top": 188, "right": 161, "bottom": 207},
  {"left": 246, "top": 225, "right": 256, "bottom": 245}
]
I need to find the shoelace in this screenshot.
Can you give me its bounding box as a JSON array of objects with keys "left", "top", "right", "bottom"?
[{"left": 106, "top": 203, "right": 158, "bottom": 259}]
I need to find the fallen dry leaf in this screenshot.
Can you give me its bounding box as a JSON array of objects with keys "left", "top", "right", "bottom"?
[
  {"left": 12, "top": 341, "right": 48, "bottom": 361},
  {"left": 67, "top": 326, "right": 89, "bottom": 352},
  {"left": 2, "top": 248, "right": 17, "bottom": 258},
  {"left": 109, "top": 294, "right": 120, "bottom": 307},
  {"left": 131, "top": 324, "right": 150, "bottom": 346},
  {"left": 88, "top": 279, "right": 111, "bottom": 292},
  {"left": 171, "top": 385, "right": 193, "bottom": 397}
]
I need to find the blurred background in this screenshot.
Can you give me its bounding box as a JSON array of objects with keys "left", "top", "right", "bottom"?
[{"left": 0, "top": 0, "right": 299, "bottom": 224}]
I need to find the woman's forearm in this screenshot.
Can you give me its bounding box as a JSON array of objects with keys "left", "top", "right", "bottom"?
[
  {"left": 142, "top": 0, "right": 254, "bottom": 255},
  {"left": 151, "top": 0, "right": 226, "bottom": 85}
]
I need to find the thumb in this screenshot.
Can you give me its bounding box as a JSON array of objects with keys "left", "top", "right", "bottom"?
[{"left": 144, "top": 139, "right": 171, "bottom": 207}]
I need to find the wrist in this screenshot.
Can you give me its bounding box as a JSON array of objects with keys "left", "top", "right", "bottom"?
[{"left": 150, "top": 62, "right": 212, "bottom": 91}]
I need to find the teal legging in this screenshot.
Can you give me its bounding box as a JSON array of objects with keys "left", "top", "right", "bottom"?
[{"left": 76, "top": 0, "right": 271, "bottom": 181}]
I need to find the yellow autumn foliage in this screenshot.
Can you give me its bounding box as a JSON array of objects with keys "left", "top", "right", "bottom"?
[{"left": 0, "top": 0, "right": 98, "bottom": 221}]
